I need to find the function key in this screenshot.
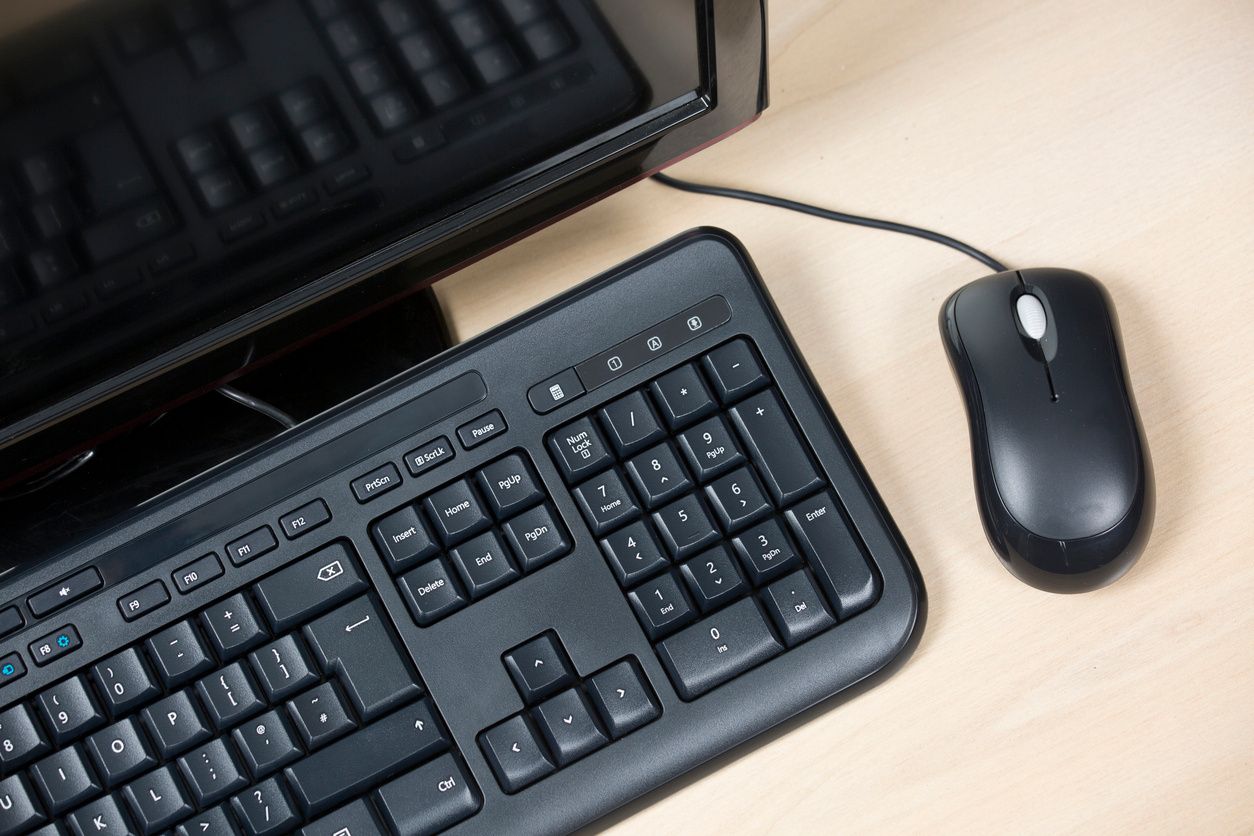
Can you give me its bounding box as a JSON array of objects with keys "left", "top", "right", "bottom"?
[
  {"left": 732, "top": 518, "right": 802, "bottom": 584},
  {"left": 600, "top": 521, "right": 668, "bottom": 587},
  {"left": 0, "top": 652, "right": 26, "bottom": 687},
  {"left": 118, "top": 580, "right": 170, "bottom": 622},
  {"left": 225, "top": 525, "right": 277, "bottom": 566},
  {"left": 29, "top": 566, "right": 103, "bottom": 617},
  {"left": 678, "top": 415, "right": 745, "bottom": 481},
  {"left": 547, "top": 416, "right": 613, "bottom": 483},
  {"left": 655, "top": 597, "right": 783, "bottom": 701},
  {"left": 627, "top": 572, "right": 694, "bottom": 640},
  {"left": 528, "top": 368, "right": 584, "bottom": 414},
  {"left": 572, "top": 469, "right": 639, "bottom": 535},
  {"left": 404, "top": 435, "right": 454, "bottom": 476},
  {"left": 479, "top": 714, "right": 555, "bottom": 794},
  {"left": 702, "top": 339, "right": 769, "bottom": 403},
  {"left": 280, "top": 498, "right": 331, "bottom": 539},
  {"left": 784, "top": 491, "right": 881, "bottom": 620},
  {"left": 532, "top": 687, "right": 607, "bottom": 767},
  {"left": 762, "top": 570, "right": 837, "bottom": 647},
  {"left": 350, "top": 461, "right": 402, "bottom": 502},
  {"left": 729, "top": 390, "right": 824, "bottom": 506},
  {"left": 476, "top": 454, "right": 544, "bottom": 518},
  {"left": 457, "top": 410, "right": 507, "bottom": 449},
  {"left": 624, "top": 441, "right": 692, "bottom": 508},
  {"left": 586, "top": 660, "right": 659, "bottom": 739},
  {"left": 0, "top": 606, "right": 23, "bottom": 638},
  {"left": 372, "top": 504, "right": 439, "bottom": 572},
  {"left": 29, "top": 624, "right": 82, "bottom": 666},
  {"left": 679, "top": 545, "right": 747, "bottom": 613},
  {"left": 424, "top": 479, "right": 492, "bottom": 545},
  {"left": 598, "top": 390, "right": 664, "bottom": 456},
  {"left": 650, "top": 364, "right": 716, "bottom": 430},
  {"left": 502, "top": 632, "right": 575, "bottom": 704},
  {"left": 448, "top": 531, "right": 518, "bottom": 599},
  {"left": 397, "top": 557, "right": 466, "bottom": 626},
  {"left": 501, "top": 503, "right": 570, "bottom": 572},
  {"left": 173, "top": 553, "right": 223, "bottom": 594}
]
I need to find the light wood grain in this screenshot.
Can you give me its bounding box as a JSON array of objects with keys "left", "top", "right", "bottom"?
[{"left": 434, "top": 0, "right": 1254, "bottom": 831}]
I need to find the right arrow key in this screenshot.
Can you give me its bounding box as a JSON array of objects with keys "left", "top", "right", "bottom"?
[{"left": 586, "top": 659, "right": 659, "bottom": 739}]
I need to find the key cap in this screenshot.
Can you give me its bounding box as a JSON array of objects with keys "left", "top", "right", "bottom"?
[
  {"left": 586, "top": 660, "right": 659, "bottom": 739},
  {"left": 423, "top": 480, "right": 491, "bottom": 545},
  {"left": 547, "top": 417, "right": 613, "bottom": 483},
  {"left": 279, "top": 500, "right": 331, "bottom": 539},
  {"left": 600, "top": 521, "right": 669, "bottom": 587},
  {"left": 92, "top": 648, "right": 160, "bottom": 717},
  {"left": 415, "top": 66, "right": 467, "bottom": 108},
  {"left": 677, "top": 416, "right": 745, "bottom": 481},
  {"left": 201, "top": 593, "right": 269, "bottom": 660},
  {"left": 627, "top": 572, "right": 695, "bottom": 640},
  {"left": 277, "top": 83, "right": 327, "bottom": 129},
  {"left": 374, "top": 753, "right": 479, "bottom": 835},
  {"left": 286, "top": 682, "right": 354, "bottom": 750},
  {"left": 29, "top": 625, "right": 83, "bottom": 667},
  {"left": 705, "top": 466, "right": 772, "bottom": 532},
  {"left": 729, "top": 390, "right": 824, "bottom": 505},
  {"left": 30, "top": 745, "right": 101, "bottom": 815},
  {"left": 146, "top": 621, "right": 215, "bottom": 688},
  {"left": 86, "top": 718, "right": 157, "bottom": 787},
  {"left": 37, "top": 676, "right": 106, "bottom": 745},
  {"left": 284, "top": 700, "right": 445, "bottom": 816},
  {"left": 520, "top": 18, "right": 571, "bottom": 61},
  {"left": 656, "top": 597, "right": 783, "bottom": 700},
  {"left": 300, "top": 798, "right": 384, "bottom": 836},
  {"left": 79, "top": 199, "right": 176, "bottom": 265},
  {"left": 501, "top": 503, "right": 570, "bottom": 572},
  {"left": 533, "top": 688, "right": 607, "bottom": 767},
  {"left": 122, "top": 765, "right": 192, "bottom": 834},
  {"left": 785, "top": 490, "right": 881, "bottom": 619},
  {"left": 176, "top": 805, "right": 238, "bottom": 836},
  {"left": 401, "top": 441, "right": 451, "bottom": 480},
  {"left": 67, "top": 793, "right": 131, "bottom": 836},
  {"left": 679, "top": 545, "right": 747, "bottom": 612},
  {"left": 503, "top": 633, "right": 574, "bottom": 704},
  {"left": 476, "top": 454, "right": 544, "bottom": 518},
  {"left": 702, "top": 339, "right": 769, "bottom": 403},
  {"left": 398, "top": 558, "right": 467, "bottom": 626},
  {"left": 142, "top": 691, "right": 211, "bottom": 758},
  {"left": 0, "top": 774, "right": 45, "bottom": 834},
  {"left": 572, "top": 469, "right": 639, "bottom": 535},
  {"left": 249, "top": 635, "right": 317, "bottom": 702},
  {"left": 397, "top": 29, "right": 445, "bottom": 74},
  {"left": 226, "top": 526, "right": 277, "bottom": 567},
  {"left": 226, "top": 108, "right": 277, "bottom": 151},
  {"left": 254, "top": 542, "right": 368, "bottom": 632},
  {"left": 599, "top": 390, "right": 664, "bottom": 456},
  {"left": 303, "top": 597, "right": 421, "bottom": 721},
  {"left": 370, "top": 505, "right": 438, "bottom": 573},
  {"left": 75, "top": 120, "right": 156, "bottom": 214},
  {"left": 230, "top": 777, "right": 298, "bottom": 836},
  {"left": 0, "top": 703, "right": 51, "bottom": 770},
  {"left": 196, "top": 663, "right": 266, "bottom": 731},
  {"left": 233, "top": 710, "right": 302, "bottom": 779},
  {"left": 625, "top": 440, "right": 694, "bottom": 509},
  {"left": 478, "top": 714, "right": 554, "bottom": 794},
  {"left": 732, "top": 518, "right": 803, "bottom": 584},
  {"left": 763, "top": 570, "right": 837, "bottom": 647},
  {"left": 448, "top": 531, "right": 519, "bottom": 599},
  {"left": 650, "top": 364, "right": 716, "bottom": 430},
  {"left": 651, "top": 494, "right": 720, "bottom": 559},
  {"left": 28, "top": 568, "right": 103, "bottom": 617},
  {"left": 177, "top": 737, "right": 247, "bottom": 806},
  {"left": 175, "top": 131, "right": 227, "bottom": 175}
]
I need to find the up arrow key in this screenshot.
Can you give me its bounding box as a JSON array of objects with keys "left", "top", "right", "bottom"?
[{"left": 533, "top": 659, "right": 543, "bottom": 667}]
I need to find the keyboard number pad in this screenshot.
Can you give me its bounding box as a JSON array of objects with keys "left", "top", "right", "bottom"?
[{"left": 548, "top": 337, "right": 883, "bottom": 701}]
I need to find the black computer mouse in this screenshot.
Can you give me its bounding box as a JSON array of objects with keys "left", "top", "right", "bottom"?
[{"left": 939, "top": 268, "right": 1154, "bottom": 593}]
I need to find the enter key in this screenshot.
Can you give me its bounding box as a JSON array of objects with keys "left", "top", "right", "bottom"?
[{"left": 303, "top": 597, "right": 422, "bottom": 721}]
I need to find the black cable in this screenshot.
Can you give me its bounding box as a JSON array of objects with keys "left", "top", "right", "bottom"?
[
  {"left": 651, "top": 172, "right": 1009, "bottom": 274},
  {"left": 217, "top": 385, "right": 298, "bottom": 430}
]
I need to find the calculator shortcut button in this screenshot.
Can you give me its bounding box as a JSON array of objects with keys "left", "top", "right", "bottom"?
[
  {"left": 398, "top": 558, "right": 467, "bottom": 625},
  {"left": 677, "top": 415, "right": 745, "bottom": 481},
  {"left": 627, "top": 572, "right": 695, "bottom": 640},
  {"left": 572, "top": 469, "right": 639, "bottom": 535},
  {"left": 350, "top": 462, "right": 402, "bottom": 502},
  {"left": 449, "top": 531, "right": 518, "bottom": 599},
  {"left": 503, "top": 633, "right": 575, "bottom": 704},
  {"left": 704, "top": 467, "right": 773, "bottom": 532},
  {"left": 650, "top": 364, "right": 716, "bottom": 430},
  {"left": 679, "top": 545, "right": 747, "bottom": 613},
  {"left": 501, "top": 503, "right": 570, "bottom": 571},
  {"left": 732, "top": 519, "right": 802, "bottom": 584},
  {"left": 476, "top": 454, "right": 544, "bottom": 518},
  {"left": 651, "top": 494, "right": 720, "bottom": 560},
  {"left": 656, "top": 597, "right": 783, "bottom": 701},
  {"left": 424, "top": 479, "right": 492, "bottom": 545},
  {"left": 479, "top": 715, "right": 554, "bottom": 794},
  {"left": 528, "top": 368, "right": 584, "bottom": 414},
  {"left": 598, "top": 390, "right": 664, "bottom": 456},
  {"left": 702, "top": 338, "right": 769, "bottom": 403},
  {"left": 280, "top": 499, "right": 332, "bottom": 539},
  {"left": 599, "top": 521, "right": 669, "bottom": 587},
  {"left": 372, "top": 505, "right": 439, "bottom": 573},
  {"left": 457, "top": 409, "right": 507, "bottom": 449},
  {"left": 586, "top": 660, "right": 659, "bottom": 739},
  {"left": 548, "top": 416, "right": 613, "bottom": 483},
  {"left": 785, "top": 491, "right": 881, "bottom": 619},
  {"left": 624, "top": 442, "right": 691, "bottom": 508},
  {"left": 729, "top": 390, "right": 824, "bottom": 506},
  {"left": 762, "top": 570, "right": 837, "bottom": 647},
  {"left": 532, "top": 688, "right": 607, "bottom": 767}
]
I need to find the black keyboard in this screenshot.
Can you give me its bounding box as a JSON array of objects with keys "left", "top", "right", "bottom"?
[{"left": 0, "top": 229, "right": 924, "bottom": 835}]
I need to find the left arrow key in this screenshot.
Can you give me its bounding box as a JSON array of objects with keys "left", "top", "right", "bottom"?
[{"left": 29, "top": 567, "right": 103, "bottom": 617}]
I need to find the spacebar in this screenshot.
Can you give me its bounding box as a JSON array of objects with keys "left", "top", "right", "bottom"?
[{"left": 285, "top": 700, "right": 446, "bottom": 816}]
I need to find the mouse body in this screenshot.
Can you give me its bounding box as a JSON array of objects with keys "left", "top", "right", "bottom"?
[{"left": 940, "top": 268, "right": 1153, "bottom": 592}]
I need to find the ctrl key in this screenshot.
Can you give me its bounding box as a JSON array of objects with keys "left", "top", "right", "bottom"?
[
  {"left": 375, "top": 753, "right": 480, "bottom": 836},
  {"left": 479, "top": 714, "right": 555, "bottom": 794}
]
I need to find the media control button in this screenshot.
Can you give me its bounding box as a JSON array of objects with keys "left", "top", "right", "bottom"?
[
  {"left": 172, "top": 553, "right": 224, "bottom": 594},
  {"left": 350, "top": 462, "right": 402, "bottom": 502},
  {"left": 457, "top": 410, "right": 507, "bottom": 449},
  {"left": 117, "top": 581, "right": 170, "bottom": 621},
  {"left": 280, "top": 499, "right": 331, "bottom": 539},
  {"left": 29, "top": 567, "right": 103, "bottom": 617},
  {"left": 527, "top": 368, "right": 584, "bottom": 414},
  {"left": 404, "top": 436, "right": 454, "bottom": 476}
]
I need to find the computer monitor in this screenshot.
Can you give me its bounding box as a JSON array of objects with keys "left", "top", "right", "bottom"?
[{"left": 0, "top": 0, "right": 767, "bottom": 484}]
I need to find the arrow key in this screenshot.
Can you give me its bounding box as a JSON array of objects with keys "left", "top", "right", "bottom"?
[
  {"left": 533, "top": 688, "right": 607, "bottom": 767},
  {"left": 502, "top": 632, "right": 575, "bottom": 704},
  {"left": 478, "top": 714, "right": 554, "bottom": 794},
  {"left": 586, "top": 659, "right": 659, "bottom": 739}
]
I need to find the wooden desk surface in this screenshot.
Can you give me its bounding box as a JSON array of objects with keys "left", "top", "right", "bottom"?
[{"left": 434, "top": 0, "right": 1254, "bottom": 830}]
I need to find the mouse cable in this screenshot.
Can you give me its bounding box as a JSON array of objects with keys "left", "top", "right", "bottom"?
[
  {"left": 217, "top": 384, "right": 298, "bottom": 430},
  {"left": 651, "top": 172, "right": 1009, "bottom": 274}
]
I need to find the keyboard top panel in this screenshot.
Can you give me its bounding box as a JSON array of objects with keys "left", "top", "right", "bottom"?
[{"left": 0, "top": 227, "right": 924, "bottom": 834}]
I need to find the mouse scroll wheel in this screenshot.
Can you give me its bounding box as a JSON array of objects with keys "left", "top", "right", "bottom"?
[{"left": 1015, "top": 294, "right": 1048, "bottom": 340}]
